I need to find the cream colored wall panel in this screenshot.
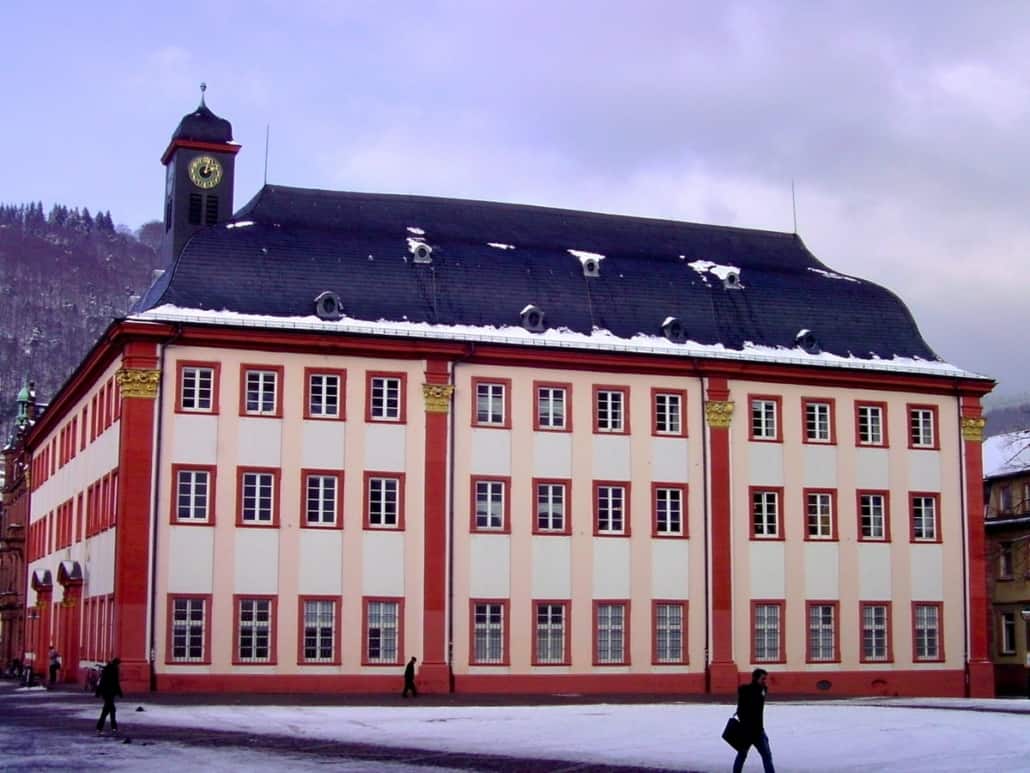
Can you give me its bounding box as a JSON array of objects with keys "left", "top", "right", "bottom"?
[
  {"left": 592, "top": 436, "right": 631, "bottom": 479},
  {"left": 470, "top": 429, "right": 511, "bottom": 475},
  {"left": 362, "top": 531, "right": 405, "bottom": 595},
  {"left": 171, "top": 414, "right": 218, "bottom": 464},
  {"left": 470, "top": 535, "right": 511, "bottom": 597},
  {"left": 301, "top": 421, "right": 346, "bottom": 469},
  {"left": 237, "top": 419, "right": 282, "bottom": 467},
  {"left": 167, "top": 527, "right": 214, "bottom": 593},
  {"left": 855, "top": 448, "right": 889, "bottom": 488},
  {"left": 650, "top": 438, "right": 689, "bottom": 482},
  {"left": 651, "top": 540, "right": 689, "bottom": 598},
  {"left": 532, "top": 433, "right": 572, "bottom": 477},
  {"left": 802, "top": 446, "right": 837, "bottom": 488},
  {"left": 233, "top": 529, "right": 279, "bottom": 593},
  {"left": 593, "top": 539, "right": 630, "bottom": 598},
  {"left": 908, "top": 453, "right": 941, "bottom": 492},
  {"left": 748, "top": 542, "right": 785, "bottom": 598},
  {"left": 85, "top": 529, "right": 118, "bottom": 596},
  {"left": 747, "top": 444, "right": 783, "bottom": 487},
  {"left": 531, "top": 537, "right": 571, "bottom": 598},
  {"left": 803, "top": 543, "right": 839, "bottom": 598},
  {"left": 298, "top": 530, "right": 343, "bottom": 595},
  {"left": 364, "top": 424, "right": 406, "bottom": 471},
  {"left": 857, "top": 545, "right": 892, "bottom": 599},
  {"left": 910, "top": 546, "right": 944, "bottom": 600}
]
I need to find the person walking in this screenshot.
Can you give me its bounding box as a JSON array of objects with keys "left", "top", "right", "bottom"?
[
  {"left": 48, "top": 646, "right": 61, "bottom": 686},
  {"left": 402, "top": 656, "right": 418, "bottom": 697},
  {"left": 95, "top": 658, "right": 123, "bottom": 735},
  {"left": 732, "top": 668, "right": 775, "bottom": 773}
]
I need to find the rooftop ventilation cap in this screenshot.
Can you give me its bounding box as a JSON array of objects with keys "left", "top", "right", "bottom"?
[
  {"left": 795, "top": 328, "right": 821, "bottom": 354},
  {"left": 314, "top": 290, "right": 343, "bottom": 321},
  {"left": 520, "top": 304, "right": 546, "bottom": 333},
  {"left": 661, "top": 316, "right": 686, "bottom": 344}
]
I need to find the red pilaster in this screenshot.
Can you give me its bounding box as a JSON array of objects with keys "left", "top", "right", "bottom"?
[
  {"left": 706, "top": 377, "right": 738, "bottom": 693},
  {"left": 114, "top": 340, "right": 161, "bottom": 692},
  {"left": 35, "top": 594, "right": 52, "bottom": 681},
  {"left": 419, "top": 358, "right": 453, "bottom": 692},
  {"left": 960, "top": 396, "right": 994, "bottom": 697}
]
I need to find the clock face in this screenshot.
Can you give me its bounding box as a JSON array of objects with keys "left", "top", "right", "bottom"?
[{"left": 188, "top": 155, "right": 223, "bottom": 189}]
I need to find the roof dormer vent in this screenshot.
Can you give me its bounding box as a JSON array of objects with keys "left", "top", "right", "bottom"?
[
  {"left": 314, "top": 290, "right": 343, "bottom": 321},
  {"left": 569, "top": 249, "right": 604, "bottom": 278},
  {"left": 408, "top": 238, "right": 433, "bottom": 264},
  {"left": 521, "top": 304, "right": 546, "bottom": 333},
  {"left": 661, "top": 316, "right": 686, "bottom": 344},
  {"left": 795, "top": 329, "right": 821, "bottom": 354},
  {"left": 722, "top": 270, "right": 741, "bottom": 289}
]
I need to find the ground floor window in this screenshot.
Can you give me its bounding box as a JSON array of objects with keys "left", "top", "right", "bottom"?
[{"left": 169, "top": 596, "right": 208, "bottom": 663}]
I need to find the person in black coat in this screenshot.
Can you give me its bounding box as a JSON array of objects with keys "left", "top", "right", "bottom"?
[
  {"left": 95, "top": 658, "right": 123, "bottom": 734},
  {"left": 733, "top": 668, "right": 775, "bottom": 773},
  {"left": 402, "top": 656, "right": 418, "bottom": 697}
]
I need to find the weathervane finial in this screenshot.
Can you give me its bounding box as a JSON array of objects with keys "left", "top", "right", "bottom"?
[{"left": 200, "top": 82, "right": 207, "bottom": 107}]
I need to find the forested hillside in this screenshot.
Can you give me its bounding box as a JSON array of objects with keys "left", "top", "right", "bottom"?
[{"left": 0, "top": 202, "right": 162, "bottom": 440}]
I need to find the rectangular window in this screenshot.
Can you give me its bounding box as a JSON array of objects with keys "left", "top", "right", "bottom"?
[
  {"left": 365, "top": 599, "right": 402, "bottom": 664},
  {"left": 178, "top": 363, "right": 218, "bottom": 413},
  {"left": 594, "top": 602, "right": 628, "bottom": 665},
  {"left": 173, "top": 466, "right": 214, "bottom": 524},
  {"left": 653, "top": 389, "right": 685, "bottom": 436},
  {"left": 999, "top": 542, "right": 1014, "bottom": 579},
  {"left": 595, "top": 483, "right": 629, "bottom": 536},
  {"left": 856, "top": 402, "right": 887, "bottom": 446},
  {"left": 367, "top": 373, "right": 405, "bottom": 422},
  {"left": 300, "top": 598, "right": 338, "bottom": 664},
  {"left": 805, "top": 489, "right": 836, "bottom": 540},
  {"left": 303, "top": 471, "right": 342, "bottom": 528},
  {"left": 913, "top": 603, "right": 943, "bottom": 661},
  {"left": 169, "top": 596, "right": 208, "bottom": 663},
  {"left": 653, "top": 601, "right": 685, "bottom": 664},
  {"left": 365, "top": 473, "right": 404, "bottom": 529},
  {"left": 861, "top": 602, "right": 891, "bottom": 663},
  {"left": 534, "top": 479, "right": 569, "bottom": 535},
  {"left": 535, "top": 382, "right": 569, "bottom": 431},
  {"left": 306, "top": 370, "right": 344, "bottom": 420},
  {"left": 1000, "top": 612, "right": 1017, "bottom": 655},
  {"left": 908, "top": 405, "right": 937, "bottom": 449},
  {"left": 806, "top": 602, "right": 838, "bottom": 662},
  {"left": 752, "top": 601, "right": 784, "bottom": 663},
  {"left": 242, "top": 367, "right": 281, "bottom": 416},
  {"left": 238, "top": 468, "right": 278, "bottom": 526},
  {"left": 235, "top": 597, "right": 274, "bottom": 664},
  {"left": 803, "top": 398, "right": 834, "bottom": 444},
  {"left": 533, "top": 601, "right": 569, "bottom": 665},
  {"left": 472, "top": 477, "right": 509, "bottom": 532},
  {"left": 473, "top": 379, "right": 510, "bottom": 428},
  {"left": 751, "top": 488, "right": 781, "bottom": 539},
  {"left": 858, "top": 491, "right": 889, "bottom": 541},
  {"left": 750, "top": 396, "right": 781, "bottom": 441},
  {"left": 594, "top": 386, "right": 628, "bottom": 434},
  {"left": 910, "top": 493, "right": 939, "bottom": 542},
  {"left": 471, "top": 601, "right": 507, "bottom": 665},
  {"left": 653, "top": 484, "right": 686, "bottom": 537}
]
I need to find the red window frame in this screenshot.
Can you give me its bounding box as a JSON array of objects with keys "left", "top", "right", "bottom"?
[
  {"left": 232, "top": 595, "right": 278, "bottom": 666},
  {"left": 365, "top": 371, "right": 408, "bottom": 424},
  {"left": 361, "top": 596, "right": 405, "bottom": 666},
  {"left": 297, "top": 595, "right": 342, "bottom": 666},
  {"left": 363, "top": 471, "right": 406, "bottom": 531},
  {"left": 238, "top": 363, "right": 285, "bottom": 418},
  {"left": 651, "top": 482, "right": 688, "bottom": 538},
  {"left": 855, "top": 401, "right": 889, "bottom": 447},
  {"left": 468, "top": 598, "right": 511, "bottom": 666},
  {"left": 857, "top": 489, "right": 891, "bottom": 542},
  {"left": 651, "top": 388, "right": 688, "bottom": 437},
  {"left": 175, "top": 360, "right": 221, "bottom": 415},
  {"left": 170, "top": 464, "right": 217, "bottom": 526},
  {"left": 804, "top": 600, "right": 841, "bottom": 664},
  {"left": 750, "top": 599, "right": 786, "bottom": 664},
  {"left": 470, "top": 476, "right": 512, "bottom": 534},
  {"left": 592, "top": 599, "right": 631, "bottom": 666},
  {"left": 300, "top": 469, "right": 344, "bottom": 529},
  {"left": 235, "top": 466, "right": 281, "bottom": 528},
  {"left": 651, "top": 599, "right": 688, "bottom": 665},
  {"left": 531, "top": 599, "right": 571, "bottom": 666},
  {"left": 592, "top": 385, "right": 630, "bottom": 435},
  {"left": 801, "top": 397, "right": 836, "bottom": 445},
  {"left": 909, "top": 491, "right": 942, "bottom": 543},
  {"left": 594, "top": 480, "right": 631, "bottom": 537},
  {"left": 906, "top": 403, "right": 940, "bottom": 450},
  {"left": 748, "top": 394, "right": 783, "bottom": 443},
  {"left": 803, "top": 488, "right": 838, "bottom": 542},
  {"left": 911, "top": 601, "right": 945, "bottom": 663},
  {"left": 165, "top": 593, "right": 213, "bottom": 665},
  {"left": 532, "top": 478, "right": 572, "bottom": 536},
  {"left": 471, "top": 376, "right": 512, "bottom": 429},
  {"left": 859, "top": 601, "right": 894, "bottom": 664},
  {"left": 749, "top": 486, "right": 784, "bottom": 541},
  {"left": 304, "top": 367, "right": 347, "bottom": 421},
  {"left": 533, "top": 380, "right": 572, "bottom": 432}
]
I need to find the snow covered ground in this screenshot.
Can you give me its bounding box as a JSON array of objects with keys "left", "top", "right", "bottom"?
[{"left": 2, "top": 690, "right": 1029, "bottom": 772}]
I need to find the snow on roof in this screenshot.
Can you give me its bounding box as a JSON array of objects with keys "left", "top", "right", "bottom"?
[
  {"left": 131, "top": 304, "right": 985, "bottom": 380},
  {"left": 568, "top": 249, "right": 604, "bottom": 265},
  {"left": 225, "top": 221, "right": 255, "bottom": 229},
  {"left": 808, "top": 266, "right": 859, "bottom": 283},
  {"left": 488, "top": 242, "right": 515, "bottom": 250},
  {"left": 688, "top": 259, "right": 740, "bottom": 284},
  {"left": 406, "top": 226, "right": 425, "bottom": 235},
  {"left": 983, "top": 429, "right": 1030, "bottom": 479}
]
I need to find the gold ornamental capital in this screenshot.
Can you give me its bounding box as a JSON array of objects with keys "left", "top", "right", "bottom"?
[
  {"left": 422, "top": 383, "right": 455, "bottom": 413},
  {"left": 116, "top": 368, "right": 161, "bottom": 399},
  {"left": 961, "top": 416, "right": 986, "bottom": 443},
  {"left": 705, "top": 400, "right": 735, "bottom": 428}
]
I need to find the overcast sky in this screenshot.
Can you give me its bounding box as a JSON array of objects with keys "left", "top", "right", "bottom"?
[{"left": 6, "top": 2, "right": 1028, "bottom": 400}]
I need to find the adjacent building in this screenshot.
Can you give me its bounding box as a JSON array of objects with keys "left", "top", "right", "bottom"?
[{"left": 19, "top": 97, "right": 996, "bottom": 696}]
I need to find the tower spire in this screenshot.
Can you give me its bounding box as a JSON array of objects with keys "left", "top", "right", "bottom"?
[{"left": 199, "top": 81, "right": 207, "bottom": 107}]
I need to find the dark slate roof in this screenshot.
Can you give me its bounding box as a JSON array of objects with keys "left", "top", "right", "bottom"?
[
  {"left": 137, "top": 185, "right": 940, "bottom": 361},
  {"left": 169, "top": 101, "right": 233, "bottom": 144}
]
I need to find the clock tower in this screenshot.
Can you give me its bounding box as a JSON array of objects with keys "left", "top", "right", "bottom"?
[{"left": 160, "top": 84, "right": 240, "bottom": 263}]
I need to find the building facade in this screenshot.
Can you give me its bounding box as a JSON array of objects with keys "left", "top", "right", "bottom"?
[{"left": 18, "top": 98, "right": 996, "bottom": 696}]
